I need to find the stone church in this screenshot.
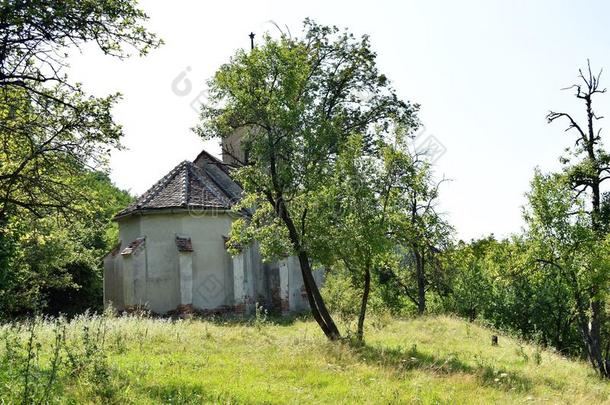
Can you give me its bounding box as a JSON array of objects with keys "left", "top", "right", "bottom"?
[{"left": 103, "top": 137, "right": 321, "bottom": 315}]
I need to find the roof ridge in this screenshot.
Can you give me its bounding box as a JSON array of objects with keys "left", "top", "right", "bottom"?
[
  {"left": 203, "top": 164, "right": 239, "bottom": 201},
  {"left": 193, "top": 149, "right": 231, "bottom": 173},
  {"left": 182, "top": 162, "right": 189, "bottom": 206}
]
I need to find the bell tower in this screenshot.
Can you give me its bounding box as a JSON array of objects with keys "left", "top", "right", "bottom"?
[
  {"left": 221, "top": 127, "right": 249, "bottom": 166},
  {"left": 220, "top": 33, "right": 256, "bottom": 167}
]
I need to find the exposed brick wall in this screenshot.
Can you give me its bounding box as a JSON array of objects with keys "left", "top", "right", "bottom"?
[
  {"left": 280, "top": 298, "right": 289, "bottom": 313},
  {"left": 233, "top": 302, "right": 246, "bottom": 315}
]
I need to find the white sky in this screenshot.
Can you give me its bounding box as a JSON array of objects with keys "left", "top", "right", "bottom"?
[{"left": 67, "top": 0, "right": 610, "bottom": 241}]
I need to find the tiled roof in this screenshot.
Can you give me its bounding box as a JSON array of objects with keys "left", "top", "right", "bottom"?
[
  {"left": 121, "top": 237, "right": 145, "bottom": 255},
  {"left": 193, "top": 150, "right": 243, "bottom": 201},
  {"left": 114, "top": 150, "right": 242, "bottom": 219}
]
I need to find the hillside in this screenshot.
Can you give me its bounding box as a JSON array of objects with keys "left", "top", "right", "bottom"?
[{"left": 1, "top": 314, "right": 608, "bottom": 404}]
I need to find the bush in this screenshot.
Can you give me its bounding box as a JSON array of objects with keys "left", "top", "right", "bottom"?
[{"left": 321, "top": 271, "right": 364, "bottom": 334}]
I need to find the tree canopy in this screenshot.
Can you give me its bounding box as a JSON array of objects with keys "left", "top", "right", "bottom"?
[
  {"left": 0, "top": 0, "right": 160, "bottom": 220},
  {"left": 197, "top": 19, "right": 420, "bottom": 339}
]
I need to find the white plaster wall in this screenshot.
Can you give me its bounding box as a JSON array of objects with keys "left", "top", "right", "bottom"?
[
  {"left": 284, "top": 256, "right": 325, "bottom": 313},
  {"left": 139, "top": 214, "right": 180, "bottom": 313},
  {"left": 132, "top": 247, "right": 148, "bottom": 306},
  {"left": 180, "top": 213, "right": 234, "bottom": 310},
  {"left": 103, "top": 253, "right": 123, "bottom": 309},
  {"left": 112, "top": 211, "right": 236, "bottom": 313},
  {"left": 118, "top": 216, "right": 141, "bottom": 249},
  {"left": 249, "top": 245, "right": 268, "bottom": 304},
  {"left": 178, "top": 252, "right": 193, "bottom": 305},
  {"left": 287, "top": 256, "right": 307, "bottom": 312},
  {"left": 107, "top": 210, "right": 322, "bottom": 315},
  {"left": 104, "top": 214, "right": 138, "bottom": 310},
  {"left": 232, "top": 252, "right": 246, "bottom": 301}
]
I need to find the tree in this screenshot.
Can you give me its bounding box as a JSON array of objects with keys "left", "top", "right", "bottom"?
[
  {"left": 0, "top": 0, "right": 160, "bottom": 221},
  {"left": 0, "top": 0, "right": 159, "bottom": 92},
  {"left": 441, "top": 237, "right": 496, "bottom": 322},
  {"left": 0, "top": 0, "right": 160, "bottom": 316},
  {"left": 308, "top": 134, "right": 394, "bottom": 341},
  {"left": 197, "top": 20, "right": 419, "bottom": 340},
  {"left": 0, "top": 86, "right": 121, "bottom": 219},
  {"left": 0, "top": 172, "right": 132, "bottom": 317},
  {"left": 43, "top": 172, "right": 133, "bottom": 316},
  {"left": 543, "top": 61, "right": 610, "bottom": 377},
  {"left": 377, "top": 148, "right": 452, "bottom": 315},
  {"left": 438, "top": 192, "right": 590, "bottom": 356},
  {"left": 522, "top": 172, "right": 610, "bottom": 373}
]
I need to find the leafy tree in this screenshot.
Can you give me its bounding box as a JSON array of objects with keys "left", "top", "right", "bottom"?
[
  {"left": 441, "top": 237, "right": 496, "bottom": 322},
  {"left": 44, "top": 172, "right": 133, "bottom": 315},
  {"left": 441, "top": 230, "right": 584, "bottom": 355},
  {"left": 0, "top": 172, "right": 132, "bottom": 317},
  {"left": 308, "top": 134, "right": 394, "bottom": 340},
  {"left": 311, "top": 128, "right": 451, "bottom": 338},
  {"left": 0, "top": 0, "right": 160, "bottom": 220},
  {"left": 0, "top": 0, "right": 159, "bottom": 316},
  {"left": 376, "top": 148, "right": 452, "bottom": 315},
  {"left": 197, "top": 20, "right": 419, "bottom": 340},
  {"left": 523, "top": 171, "right": 610, "bottom": 374},
  {"left": 0, "top": 86, "right": 121, "bottom": 219},
  {"left": 0, "top": 0, "right": 159, "bottom": 90}
]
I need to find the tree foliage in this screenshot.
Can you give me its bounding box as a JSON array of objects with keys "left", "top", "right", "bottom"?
[
  {"left": 437, "top": 63, "right": 610, "bottom": 377},
  {"left": 0, "top": 0, "right": 160, "bottom": 220},
  {"left": 0, "top": 0, "right": 158, "bottom": 316},
  {"left": 0, "top": 172, "right": 132, "bottom": 317},
  {"left": 540, "top": 62, "right": 610, "bottom": 377},
  {"left": 308, "top": 133, "right": 396, "bottom": 340},
  {"left": 373, "top": 142, "right": 452, "bottom": 316}
]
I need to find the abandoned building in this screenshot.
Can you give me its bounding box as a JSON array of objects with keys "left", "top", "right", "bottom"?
[{"left": 103, "top": 135, "right": 321, "bottom": 315}]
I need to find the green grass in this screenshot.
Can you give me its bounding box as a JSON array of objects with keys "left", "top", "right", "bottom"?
[{"left": 1, "top": 313, "right": 609, "bottom": 404}]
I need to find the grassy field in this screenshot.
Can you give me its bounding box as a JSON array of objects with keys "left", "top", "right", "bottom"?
[{"left": 0, "top": 313, "right": 608, "bottom": 404}]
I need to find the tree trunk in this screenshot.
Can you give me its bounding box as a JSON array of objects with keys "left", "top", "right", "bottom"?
[
  {"left": 357, "top": 266, "right": 371, "bottom": 341},
  {"left": 584, "top": 93, "right": 607, "bottom": 377},
  {"left": 580, "top": 322, "right": 609, "bottom": 378},
  {"left": 267, "top": 140, "right": 340, "bottom": 340},
  {"left": 573, "top": 277, "right": 609, "bottom": 378},
  {"left": 589, "top": 179, "right": 604, "bottom": 359},
  {"left": 296, "top": 250, "right": 341, "bottom": 340},
  {"left": 415, "top": 250, "right": 426, "bottom": 315},
  {"left": 548, "top": 67, "right": 610, "bottom": 378},
  {"left": 588, "top": 298, "right": 609, "bottom": 377},
  {"left": 275, "top": 196, "right": 340, "bottom": 340}
]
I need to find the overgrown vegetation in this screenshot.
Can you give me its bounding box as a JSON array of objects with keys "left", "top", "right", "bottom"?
[
  {"left": 0, "top": 173, "right": 132, "bottom": 317},
  {"left": 427, "top": 62, "right": 610, "bottom": 378},
  {"left": 1, "top": 312, "right": 608, "bottom": 404}
]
